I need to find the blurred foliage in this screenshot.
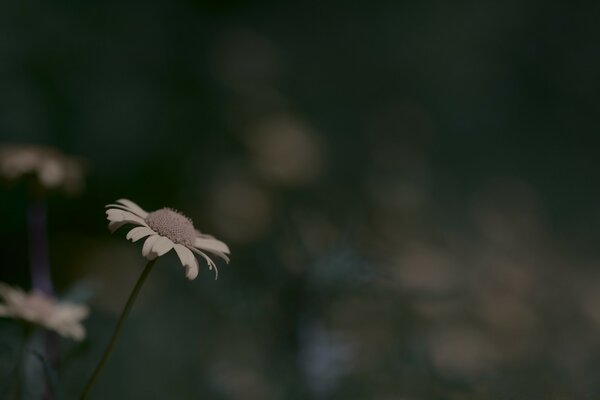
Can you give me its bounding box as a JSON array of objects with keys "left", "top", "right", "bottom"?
[{"left": 2, "top": 0, "right": 600, "bottom": 399}]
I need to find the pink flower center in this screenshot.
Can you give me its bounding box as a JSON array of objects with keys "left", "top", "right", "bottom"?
[{"left": 145, "top": 208, "right": 196, "bottom": 247}]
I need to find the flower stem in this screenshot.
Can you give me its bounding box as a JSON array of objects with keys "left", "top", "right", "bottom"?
[
  {"left": 27, "top": 199, "right": 58, "bottom": 400},
  {"left": 27, "top": 199, "right": 53, "bottom": 296},
  {"left": 80, "top": 259, "right": 157, "bottom": 400}
]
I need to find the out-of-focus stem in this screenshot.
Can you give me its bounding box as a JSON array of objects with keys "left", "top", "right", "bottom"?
[
  {"left": 27, "top": 199, "right": 58, "bottom": 400},
  {"left": 80, "top": 259, "right": 157, "bottom": 400},
  {"left": 27, "top": 200, "right": 54, "bottom": 296}
]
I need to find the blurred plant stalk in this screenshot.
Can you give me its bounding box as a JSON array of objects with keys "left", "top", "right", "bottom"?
[
  {"left": 27, "top": 198, "right": 60, "bottom": 400},
  {"left": 28, "top": 200, "right": 53, "bottom": 296}
]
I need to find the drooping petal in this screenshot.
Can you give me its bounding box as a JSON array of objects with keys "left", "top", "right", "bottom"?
[
  {"left": 126, "top": 226, "right": 155, "bottom": 242},
  {"left": 173, "top": 244, "right": 199, "bottom": 280},
  {"left": 142, "top": 235, "right": 160, "bottom": 259},
  {"left": 152, "top": 236, "right": 174, "bottom": 257},
  {"left": 211, "top": 251, "right": 230, "bottom": 263},
  {"left": 191, "top": 248, "right": 219, "bottom": 280},
  {"left": 194, "top": 237, "right": 230, "bottom": 255},
  {"left": 115, "top": 199, "right": 149, "bottom": 218},
  {"left": 185, "top": 254, "right": 199, "bottom": 280},
  {"left": 173, "top": 243, "right": 192, "bottom": 266}
]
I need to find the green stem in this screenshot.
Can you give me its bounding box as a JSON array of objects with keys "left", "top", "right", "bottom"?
[{"left": 80, "top": 259, "right": 157, "bottom": 400}]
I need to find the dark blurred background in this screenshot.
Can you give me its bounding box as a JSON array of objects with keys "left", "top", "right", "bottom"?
[{"left": 2, "top": 1, "right": 600, "bottom": 399}]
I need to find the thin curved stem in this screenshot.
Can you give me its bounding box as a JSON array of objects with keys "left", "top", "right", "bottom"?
[{"left": 80, "top": 259, "right": 157, "bottom": 400}]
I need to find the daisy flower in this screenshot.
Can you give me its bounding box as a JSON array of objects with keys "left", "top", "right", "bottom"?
[
  {"left": 0, "top": 283, "right": 89, "bottom": 341},
  {"left": 105, "top": 199, "right": 230, "bottom": 279},
  {"left": 0, "top": 144, "right": 85, "bottom": 194}
]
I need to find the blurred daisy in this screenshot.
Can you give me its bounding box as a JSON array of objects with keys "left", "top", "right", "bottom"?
[
  {"left": 105, "top": 199, "right": 230, "bottom": 280},
  {"left": 246, "top": 115, "right": 325, "bottom": 186},
  {"left": 0, "top": 144, "right": 85, "bottom": 194},
  {"left": 0, "top": 283, "right": 89, "bottom": 341}
]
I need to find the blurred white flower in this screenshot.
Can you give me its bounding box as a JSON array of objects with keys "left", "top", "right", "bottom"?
[
  {"left": 0, "top": 283, "right": 89, "bottom": 340},
  {"left": 0, "top": 144, "right": 85, "bottom": 194},
  {"left": 429, "top": 327, "right": 498, "bottom": 378},
  {"left": 106, "top": 199, "right": 230, "bottom": 280},
  {"left": 246, "top": 115, "right": 325, "bottom": 186}
]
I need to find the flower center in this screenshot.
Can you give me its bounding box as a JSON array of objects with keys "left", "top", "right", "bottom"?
[{"left": 145, "top": 208, "right": 196, "bottom": 247}]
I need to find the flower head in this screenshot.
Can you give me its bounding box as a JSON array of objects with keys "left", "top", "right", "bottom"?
[
  {"left": 0, "top": 283, "right": 89, "bottom": 340},
  {"left": 0, "top": 144, "right": 85, "bottom": 194},
  {"left": 105, "top": 199, "right": 230, "bottom": 280}
]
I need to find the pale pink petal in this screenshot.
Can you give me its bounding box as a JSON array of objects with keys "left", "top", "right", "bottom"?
[
  {"left": 194, "top": 237, "right": 230, "bottom": 255},
  {"left": 152, "top": 236, "right": 174, "bottom": 257},
  {"left": 126, "top": 226, "right": 155, "bottom": 242},
  {"left": 142, "top": 235, "right": 160, "bottom": 259}
]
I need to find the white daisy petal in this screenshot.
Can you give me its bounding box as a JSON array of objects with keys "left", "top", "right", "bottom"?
[
  {"left": 212, "top": 251, "right": 230, "bottom": 263},
  {"left": 195, "top": 230, "right": 215, "bottom": 239},
  {"left": 116, "top": 199, "right": 149, "bottom": 218},
  {"left": 152, "top": 236, "right": 174, "bottom": 257},
  {"left": 173, "top": 244, "right": 199, "bottom": 280},
  {"left": 108, "top": 221, "right": 127, "bottom": 233},
  {"left": 106, "top": 209, "right": 125, "bottom": 222},
  {"left": 126, "top": 226, "right": 155, "bottom": 242},
  {"left": 105, "top": 204, "right": 138, "bottom": 215},
  {"left": 106, "top": 198, "right": 231, "bottom": 279},
  {"left": 106, "top": 209, "right": 147, "bottom": 226},
  {"left": 194, "top": 237, "right": 230, "bottom": 255},
  {"left": 142, "top": 235, "right": 160, "bottom": 259},
  {"left": 173, "top": 243, "right": 192, "bottom": 266},
  {"left": 185, "top": 254, "right": 199, "bottom": 280}
]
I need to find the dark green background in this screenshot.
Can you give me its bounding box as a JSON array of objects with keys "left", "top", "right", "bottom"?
[{"left": 1, "top": 1, "right": 600, "bottom": 399}]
